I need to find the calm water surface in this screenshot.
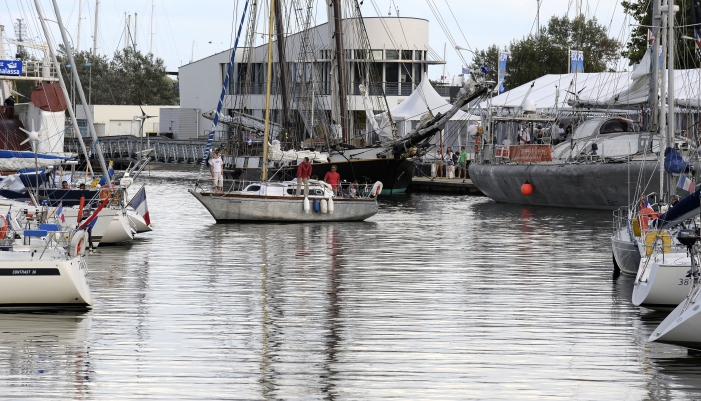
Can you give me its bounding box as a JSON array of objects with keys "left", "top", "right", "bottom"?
[{"left": 1, "top": 169, "right": 701, "bottom": 400}]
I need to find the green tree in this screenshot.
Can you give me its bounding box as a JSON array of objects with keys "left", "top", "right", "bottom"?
[
  {"left": 56, "top": 49, "right": 114, "bottom": 105},
  {"left": 470, "top": 14, "right": 620, "bottom": 90},
  {"left": 109, "top": 49, "right": 178, "bottom": 105},
  {"left": 622, "top": 0, "right": 699, "bottom": 68},
  {"left": 468, "top": 44, "right": 501, "bottom": 84}
]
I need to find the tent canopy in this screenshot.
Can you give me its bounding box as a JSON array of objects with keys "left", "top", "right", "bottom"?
[{"left": 390, "top": 72, "right": 478, "bottom": 121}]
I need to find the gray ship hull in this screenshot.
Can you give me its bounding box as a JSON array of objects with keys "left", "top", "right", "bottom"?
[{"left": 468, "top": 161, "right": 660, "bottom": 210}]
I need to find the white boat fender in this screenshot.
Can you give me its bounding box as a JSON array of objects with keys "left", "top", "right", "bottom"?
[
  {"left": 321, "top": 199, "right": 328, "bottom": 214},
  {"left": 328, "top": 197, "right": 334, "bottom": 214},
  {"left": 313, "top": 199, "right": 320, "bottom": 213},
  {"left": 304, "top": 197, "right": 310, "bottom": 213},
  {"left": 70, "top": 230, "right": 87, "bottom": 257},
  {"left": 370, "top": 181, "right": 383, "bottom": 198}
]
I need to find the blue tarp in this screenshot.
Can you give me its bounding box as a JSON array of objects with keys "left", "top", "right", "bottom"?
[
  {"left": 0, "top": 150, "right": 72, "bottom": 161},
  {"left": 664, "top": 147, "right": 691, "bottom": 174}
]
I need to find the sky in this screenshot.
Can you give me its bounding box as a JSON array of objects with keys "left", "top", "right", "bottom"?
[{"left": 1, "top": 0, "right": 631, "bottom": 78}]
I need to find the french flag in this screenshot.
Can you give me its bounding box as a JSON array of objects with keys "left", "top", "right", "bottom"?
[
  {"left": 56, "top": 204, "right": 65, "bottom": 224},
  {"left": 678, "top": 174, "right": 695, "bottom": 192},
  {"left": 128, "top": 186, "right": 151, "bottom": 226}
]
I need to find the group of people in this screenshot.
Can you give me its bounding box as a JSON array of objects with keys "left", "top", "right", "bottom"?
[
  {"left": 296, "top": 157, "right": 359, "bottom": 198},
  {"left": 434, "top": 146, "right": 468, "bottom": 179},
  {"left": 514, "top": 121, "right": 573, "bottom": 145}
]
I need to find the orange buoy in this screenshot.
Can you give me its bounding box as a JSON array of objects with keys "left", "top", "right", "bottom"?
[{"left": 521, "top": 182, "right": 534, "bottom": 196}]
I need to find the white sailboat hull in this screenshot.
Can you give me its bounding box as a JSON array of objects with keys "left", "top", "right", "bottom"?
[
  {"left": 632, "top": 256, "right": 693, "bottom": 309},
  {"left": 650, "top": 291, "right": 701, "bottom": 350},
  {"left": 63, "top": 208, "right": 134, "bottom": 245},
  {"left": 0, "top": 254, "right": 92, "bottom": 309},
  {"left": 126, "top": 209, "right": 152, "bottom": 233},
  {"left": 189, "top": 190, "right": 378, "bottom": 222}
]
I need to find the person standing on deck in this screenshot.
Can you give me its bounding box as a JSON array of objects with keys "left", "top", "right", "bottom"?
[
  {"left": 296, "top": 157, "right": 312, "bottom": 197},
  {"left": 209, "top": 151, "right": 224, "bottom": 192},
  {"left": 324, "top": 165, "right": 341, "bottom": 196},
  {"left": 457, "top": 146, "right": 468, "bottom": 179}
]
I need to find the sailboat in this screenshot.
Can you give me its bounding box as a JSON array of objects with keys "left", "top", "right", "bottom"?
[{"left": 189, "top": 0, "right": 381, "bottom": 223}]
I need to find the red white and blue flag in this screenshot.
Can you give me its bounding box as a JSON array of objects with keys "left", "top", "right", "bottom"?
[
  {"left": 678, "top": 174, "right": 696, "bottom": 192},
  {"left": 56, "top": 204, "right": 65, "bottom": 224},
  {"left": 128, "top": 186, "right": 151, "bottom": 226}
]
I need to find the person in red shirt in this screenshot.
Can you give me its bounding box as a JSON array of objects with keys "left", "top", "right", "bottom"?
[
  {"left": 296, "top": 157, "right": 312, "bottom": 197},
  {"left": 324, "top": 165, "right": 341, "bottom": 196}
]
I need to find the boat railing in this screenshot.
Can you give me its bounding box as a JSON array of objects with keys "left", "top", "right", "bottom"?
[{"left": 213, "top": 179, "right": 378, "bottom": 199}]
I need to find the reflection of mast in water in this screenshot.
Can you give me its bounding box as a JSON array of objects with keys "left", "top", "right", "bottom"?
[
  {"left": 322, "top": 227, "right": 343, "bottom": 399},
  {"left": 259, "top": 236, "right": 279, "bottom": 397}
]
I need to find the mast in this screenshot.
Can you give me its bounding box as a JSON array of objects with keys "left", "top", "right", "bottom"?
[
  {"left": 50, "top": 0, "right": 111, "bottom": 185},
  {"left": 649, "top": 0, "right": 660, "bottom": 131},
  {"left": 330, "top": 0, "right": 349, "bottom": 142},
  {"left": 666, "top": 0, "right": 677, "bottom": 198},
  {"left": 134, "top": 13, "right": 138, "bottom": 50},
  {"left": 33, "top": 0, "right": 94, "bottom": 176},
  {"left": 93, "top": 0, "right": 99, "bottom": 56},
  {"left": 262, "top": 0, "right": 275, "bottom": 181},
  {"left": 149, "top": 0, "right": 155, "bottom": 54},
  {"left": 76, "top": 0, "right": 81, "bottom": 52},
  {"left": 658, "top": 0, "right": 669, "bottom": 197},
  {"left": 273, "top": 0, "right": 290, "bottom": 130}
]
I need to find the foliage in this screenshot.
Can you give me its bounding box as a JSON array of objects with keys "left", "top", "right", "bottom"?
[
  {"left": 49, "top": 47, "right": 179, "bottom": 106},
  {"left": 622, "top": 0, "right": 701, "bottom": 69},
  {"left": 469, "top": 14, "right": 620, "bottom": 90}
]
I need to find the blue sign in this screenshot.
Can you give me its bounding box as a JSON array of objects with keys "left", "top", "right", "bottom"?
[
  {"left": 498, "top": 52, "right": 508, "bottom": 93},
  {"left": 0, "top": 60, "right": 22, "bottom": 76},
  {"left": 570, "top": 50, "right": 584, "bottom": 73}
]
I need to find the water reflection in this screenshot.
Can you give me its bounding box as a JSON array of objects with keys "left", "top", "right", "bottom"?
[{"left": 3, "top": 171, "right": 701, "bottom": 399}]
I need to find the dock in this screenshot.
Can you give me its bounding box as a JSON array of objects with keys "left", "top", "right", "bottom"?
[{"left": 409, "top": 177, "right": 484, "bottom": 195}]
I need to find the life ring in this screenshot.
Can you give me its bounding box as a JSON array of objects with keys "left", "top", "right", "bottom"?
[
  {"left": 0, "top": 215, "right": 7, "bottom": 239},
  {"left": 70, "top": 230, "right": 87, "bottom": 257},
  {"left": 370, "top": 181, "right": 383, "bottom": 197},
  {"left": 644, "top": 230, "right": 672, "bottom": 256}
]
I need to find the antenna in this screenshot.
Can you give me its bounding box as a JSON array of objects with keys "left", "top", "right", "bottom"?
[{"left": 13, "top": 19, "right": 27, "bottom": 58}]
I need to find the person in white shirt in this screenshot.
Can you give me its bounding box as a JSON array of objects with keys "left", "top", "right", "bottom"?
[
  {"left": 209, "top": 151, "right": 224, "bottom": 192},
  {"left": 519, "top": 126, "right": 531, "bottom": 145},
  {"left": 502, "top": 137, "right": 512, "bottom": 147}
]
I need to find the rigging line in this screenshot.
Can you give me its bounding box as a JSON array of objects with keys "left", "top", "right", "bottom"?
[{"left": 443, "top": 0, "right": 472, "bottom": 54}]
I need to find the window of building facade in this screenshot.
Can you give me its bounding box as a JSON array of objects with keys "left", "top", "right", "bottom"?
[
  {"left": 371, "top": 49, "right": 383, "bottom": 60},
  {"left": 385, "top": 63, "right": 399, "bottom": 82},
  {"left": 386, "top": 50, "right": 399, "bottom": 60},
  {"left": 415, "top": 50, "right": 423, "bottom": 60},
  {"left": 402, "top": 50, "right": 412, "bottom": 60}
]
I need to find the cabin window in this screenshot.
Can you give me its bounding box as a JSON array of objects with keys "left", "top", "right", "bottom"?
[
  {"left": 599, "top": 119, "right": 634, "bottom": 135},
  {"left": 246, "top": 185, "right": 261, "bottom": 192}
]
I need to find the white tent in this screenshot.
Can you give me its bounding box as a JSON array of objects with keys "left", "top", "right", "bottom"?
[{"left": 391, "top": 72, "right": 476, "bottom": 122}]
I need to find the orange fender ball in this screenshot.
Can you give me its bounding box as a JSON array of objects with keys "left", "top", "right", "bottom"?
[{"left": 521, "top": 182, "right": 534, "bottom": 196}]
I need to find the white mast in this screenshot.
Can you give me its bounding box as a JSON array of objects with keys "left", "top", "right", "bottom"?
[
  {"left": 76, "top": 0, "right": 81, "bottom": 52},
  {"left": 92, "top": 0, "right": 99, "bottom": 56},
  {"left": 149, "top": 0, "right": 155, "bottom": 54},
  {"left": 659, "top": 0, "right": 669, "bottom": 197},
  {"left": 33, "top": 0, "right": 94, "bottom": 175},
  {"left": 50, "top": 0, "right": 111, "bottom": 185},
  {"left": 134, "top": 13, "right": 138, "bottom": 50}
]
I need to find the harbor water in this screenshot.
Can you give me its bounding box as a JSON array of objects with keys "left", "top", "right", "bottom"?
[{"left": 2, "top": 170, "right": 701, "bottom": 400}]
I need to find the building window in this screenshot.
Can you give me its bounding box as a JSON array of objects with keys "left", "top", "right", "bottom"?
[
  {"left": 386, "top": 50, "right": 399, "bottom": 60},
  {"left": 385, "top": 63, "right": 399, "bottom": 82},
  {"left": 415, "top": 50, "right": 423, "bottom": 61},
  {"left": 355, "top": 49, "right": 367, "bottom": 60},
  {"left": 371, "top": 49, "right": 383, "bottom": 60},
  {"left": 402, "top": 50, "right": 412, "bottom": 60}
]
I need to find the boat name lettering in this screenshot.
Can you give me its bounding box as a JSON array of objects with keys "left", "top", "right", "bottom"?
[
  {"left": 0, "top": 268, "right": 61, "bottom": 276},
  {"left": 679, "top": 278, "right": 693, "bottom": 286}
]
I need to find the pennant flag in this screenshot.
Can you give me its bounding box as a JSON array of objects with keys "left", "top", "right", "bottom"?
[
  {"left": 56, "top": 204, "right": 65, "bottom": 224},
  {"left": 570, "top": 50, "right": 584, "bottom": 73},
  {"left": 128, "top": 186, "right": 151, "bottom": 226},
  {"left": 678, "top": 174, "right": 696, "bottom": 192},
  {"left": 648, "top": 29, "right": 655, "bottom": 45},
  {"left": 462, "top": 67, "right": 469, "bottom": 74}
]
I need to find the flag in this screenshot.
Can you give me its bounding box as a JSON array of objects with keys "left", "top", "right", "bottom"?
[
  {"left": 128, "top": 186, "right": 151, "bottom": 226},
  {"left": 695, "top": 29, "right": 701, "bottom": 48},
  {"left": 4, "top": 208, "right": 11, "bottom": 231},
  {"left": 480, "top": 65, "right": 489, "bottom": 73},
  {"left": 462, "top": 67, "right": 469, "bottom": 74},
  {"left": 648, "top": 29, "right": 656, "bottom": 45},
  {"left": 678, "top": 174, "right": 695, "bottom": 192},
  {"left": 570, "top": 50, "right": 584, "bottom": 73},
  {"left": 498, "top": 52, "right": 508, "bottom": 93},
  {"left": 56, "top": 204, "right": 65, "bottom": 224}
]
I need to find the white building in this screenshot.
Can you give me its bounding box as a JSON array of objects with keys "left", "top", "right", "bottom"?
[
  {"left": 75, "top": 105, "right": 177, "bottom": 137},
  {"left": 179, "top": 17, "right": 445, "bottom": 140}
]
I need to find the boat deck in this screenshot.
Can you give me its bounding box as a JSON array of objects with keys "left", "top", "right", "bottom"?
[{"left": 409, "top": 177, "right": 484, "bottom": 195}]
